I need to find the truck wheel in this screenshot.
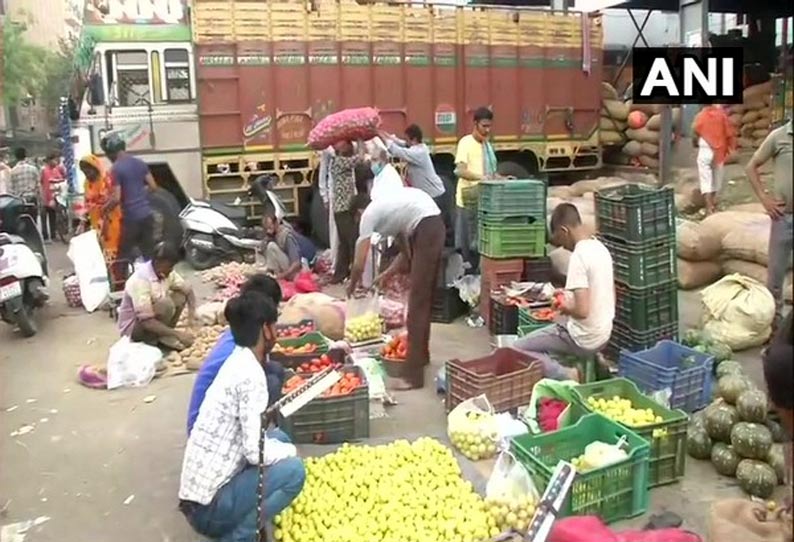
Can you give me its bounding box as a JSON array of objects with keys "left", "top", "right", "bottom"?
[
  {"left": 14, "top": 304, "right": 37, "bottom": 338},
  {"left": 184, "top": 235, "right": 223, "bottom": 271},
  {"left": 497, "top": 161, "right": 532, "bottom": 179},
  {"left": 149, "top": 189, "right": 184, "bottom": 251}
]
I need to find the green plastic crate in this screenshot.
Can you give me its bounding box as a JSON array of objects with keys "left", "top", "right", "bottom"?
[
  {"left": 615, "top": 280, "right": 679, "bottom": 331},
  {"left": 271, "top": 332, "right": 330, "bottom": 368},
  {"left": 517, "top": 322, "right": 552, "bottom": 337},
  {"left": 571, "top": 378, "right": 689, "bottom": 488},
  {"left": 511, "top": 413, "right": 650, "bottom": 523},
  {"left": 478, "top": 180, "right": 546, "bottom": 222},
  {"left": 277, "top": 366, "right": 369, "bottom": 444},
  {"left": 600, "top": 235, "right": 676, "bottom": 288},
  {"left": 479, "top": 223, "right": 546, "bottom": 258},
  {"left": 595, "top": 184, "right": 675, "bottom": 242},
  {"left": 558, "top": 354, "right": 599, "bottom": 384}
]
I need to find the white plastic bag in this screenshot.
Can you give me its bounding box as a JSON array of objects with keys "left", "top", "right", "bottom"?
[
  {"left": 447, "top": 394, "right": 499, "bottom": 461},
  {"left": 486, "top": 450, "right": 540, "bottom": 503},
  {"left": 67, "top": 230, "right": 110, "bottom": 312},
  {"left": 454, "top": 275, "right": 481, "bottom": 307},
  {"left": 106, "top": 337, "right": 162, "bottom": 390},
  {"left": 701, "top": 273, "right": 775, "bottom": 350}
]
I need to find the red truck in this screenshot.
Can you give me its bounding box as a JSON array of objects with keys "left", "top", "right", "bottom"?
[{"left": 192, "top": 0, "right": 604, "bottom": 237}]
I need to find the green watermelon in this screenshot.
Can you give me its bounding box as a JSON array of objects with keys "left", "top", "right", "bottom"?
[
  {"left": 718, "top": 375, "right": 753, "bottom": 405},
  {"left": 736, "top": 389, "right": 769, "bottom": 423},
  {"left": 767, "top": 444, "right": 787, "bottom": 484},
  {"left": 715, "top": 360, "right": 743, "bottom": 379},
  {"left": 711, "top": 442, "right": 741, "bottom": 476},
  {"left": 687, "top": 424, "right": 713, "bottom": 460},
  {"left": 705, "top": 402, "right": 740, "bottom": 443},
  {"left": 708, "top": 341, "right": 733, "bottom": 363},
  {"left": 730, "top": 422, "right": 773, "bottom": 460},
  {"left": 736, "top": 459, "right": 778, "bottom": 499},
  {"left": 765, "top": 418, "right": 788, "bottom": 443}
]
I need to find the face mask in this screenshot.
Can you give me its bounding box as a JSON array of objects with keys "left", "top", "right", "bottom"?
[{"left": 371, "top": 162, "right": 384, "bottom": 176}]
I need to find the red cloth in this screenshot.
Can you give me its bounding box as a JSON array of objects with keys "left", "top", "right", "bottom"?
[
  {"left": 40, "top": 164, "right": 66, "bottom": 208},
  {"left": 549, "top": 517, "right": 702, "bottom": 542},
  {"left": 692, "top": 105, "right": 737, "bottom": 165}
]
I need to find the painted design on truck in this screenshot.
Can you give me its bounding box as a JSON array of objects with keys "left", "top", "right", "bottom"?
[
  {"left": 243, "top": 104, "right": 274, "bottom": 143},
  {"left": 434, "top": 105, "right": 456, "bottom": 135}
]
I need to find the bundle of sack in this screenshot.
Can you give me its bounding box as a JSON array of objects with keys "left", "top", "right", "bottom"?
[
  {"left": 307, "top": 107, "right": 381, "bottom": 150},
  {"left": 620, "top": 103, "right": 681, "bottom": 169},
  {"left": 599, "top": 82, "right": 628, "bottom": 147},
  {"left": 732, "top": 80, "right": 775, "bottom": 151}
]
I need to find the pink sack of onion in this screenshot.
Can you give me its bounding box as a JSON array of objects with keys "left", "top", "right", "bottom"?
[{"left": 307, "top": 107, "right": 382, "bottom": 150}]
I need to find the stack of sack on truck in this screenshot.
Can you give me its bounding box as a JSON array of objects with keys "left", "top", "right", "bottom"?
[
  {"left": 735, "top": 80, "right": 775, "bottom": 151},
  {"left": 599, "top": 82, "right": 628, "bottom": 147},
  {"left": 620, "top": 104, "right": 681, "bottom": 169}
]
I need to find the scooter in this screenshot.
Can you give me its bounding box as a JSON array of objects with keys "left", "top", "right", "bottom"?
[
  {"left": 180, "top": 174, "right": 287, "bottom": 270},
  {"left": 0, "top": 195, "right": 50, "bottom": 337}
]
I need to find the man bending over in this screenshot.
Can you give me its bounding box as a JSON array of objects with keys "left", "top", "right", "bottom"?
[
  {"left": 179, "top": 292, "right": 305, "bottom": 541},
  {"left": 513, "top": 203, "right": 615, "bottom": 381}
]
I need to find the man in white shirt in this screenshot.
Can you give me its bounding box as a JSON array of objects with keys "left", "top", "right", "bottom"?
[
  {"left": 347, "top": 188, "right": 444, "bottom": 390},
  {"left": 178, "top": 293, "right": 305, "bottom": 541},
  {"left": 513, "top": 203, "right": 615, "bottom": 381},
  {"left": 368, "top": 147, "right": 405, "bottom": 201}
]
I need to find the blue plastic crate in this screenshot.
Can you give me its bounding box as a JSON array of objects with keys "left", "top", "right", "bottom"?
[{"left": 618, "top": 340, "right": 714, "bottom": 413}]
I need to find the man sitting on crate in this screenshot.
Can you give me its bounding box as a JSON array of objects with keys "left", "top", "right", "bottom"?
[
  {"left": 179, "top": 292, "right": 305, "bottom": 542},
  {"left": 117, "top": 242, "right": 197, "bottom": 350},
  {"left": 513, "top": 203, "right": 615, "bottom": 382}
]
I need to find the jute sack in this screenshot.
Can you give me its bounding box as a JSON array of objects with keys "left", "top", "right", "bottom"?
[
  {"left": 743, "top": 80, "right": 774, "bottom": 100},
  {"left": 601, "top": 81, "right": 619, "bottom": 100},
  {"left": 742, "top": 110, "right": 761, "bottom": 124},
  {"left": 281, "top": 292, "right": 346, "bottom": 340},
  {"left": 754, "top": 128, "right": 771, "bottom": 139},
  {"left": 678, "top": 259, "right": 722, "bottom": 290},
  {"left": 727, "top": 202, "right": 765, "bottom": 213},
  {"left": 630, "top": 102, "right": 663, "bottom": 115},
  {"left": 700, "top": 211, "right": 769, "bottom": 243},
  {"left": 724, "top": 219, "right": 793, "bottom": 268},
  {"left": 676, "top": 182, "right": 705, "bottom": 212},
  {"left": 644, "top": 109, "right": 679, "bottom": 131},
  {"left": 722, "top": 259, "right": 794, "bottom": 302},
  {"left": 622, "top": 140, "right": 642, "bottom": 157},
  {"left": 728, "top": 104, "right": 745, "bottom": 114},
  {"left": 599, "top": 129, "right": 624, "bottom": 145},
  {"left": 757, "top": 107, "right": 772, "bottom": 119},
  {"left": 754, "top": 117, "right": 771, "bottom": 129},
  {"left": 603, "top": 99, "right": 629, "bottom": 121},
  {"left": 745, "top": 97, "right": 767, "bottom": 110},
  {"left": 708, "top": 499, "right": 792, "bottom": 542},
  {"left": 599, "top": 116, "right": 627, "bottom": 130},
  {"left": 641, "top": 142, "right": 659, "bottom": 157},
  {"left": 638, "top": 155, "right": 659, "bottom": 168},
  {"left": 677, "top": 219, "right": 721, "bottom": 261},
  {"left": 568, "top": 177, "right": 627, "bottom": 198},
  {"left": 626, "top": 127, "right": 659, "bottom": 144},
  {"left": 729, "top": 113, "right": 743, "bottom": 126},
  {"left": 548, "top": 185, "right": 573, "bottom": 199},
  {"left": 738, "top": 136, "right": 754, "bottom": 148}
]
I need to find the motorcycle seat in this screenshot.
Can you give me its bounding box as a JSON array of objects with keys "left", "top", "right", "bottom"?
[
  {"left": 217, "top": 227, "right": 246, "bottom": 238},
  {"left": 210, "top": 201, "right": 247, "bottom": 221}
]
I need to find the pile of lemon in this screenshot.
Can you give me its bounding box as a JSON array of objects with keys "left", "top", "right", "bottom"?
[
  {"left": 586, "top": 395, "right": 668, "bottom": 438},
  {"left": 275, "top": 438, "right": 503, "bottom": 542}
]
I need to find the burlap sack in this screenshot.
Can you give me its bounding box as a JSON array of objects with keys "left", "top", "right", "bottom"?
[
  {"left": 599, "top": 129, "right": 624, "bottom": 145},
  {"left": 729, "top": 113, "right": 743, "bottom": 126},
  {"left": 742, "top": 110, "right": 761, "bottom": 124},
  {"left": 723, "top": 224, "right": 770, "bottom": 265},
  {"left": 743, "top": 80, "right": 774, "bottom": 100},
  {"left": 601, "top": 81, "right": 619, "bottom": 100},
  {"left": 644, "top": 108, "right": 680, "bottom": 131},
  {"left": 677, "top": 219, "right": 721, "bottom": 261},
  {"left": 700, "top": 211, "right": 769, "bottom": 242},
  {"left": 754, "top": 118, "right": 771, "bottom": 129},
  {"left": 599, "top": 116, "right": 627, "bottom": 131},
  {"left": 630, "top": 103, "right": 663, "bottom": 115},
  {"left": 729, "top": 104, "right": 746, "bottom": 114},
  {"left": 603, "top": 99, "right": 629, "bottom": 121},
  {"left": 708, "top": 499, "right": 792, "bottom": 542},
  {"left": 727, "top": 202, "right": 765, "bottom": 213},
  {"left": 281, "top": 292, "right": 346, "bottom": 340},
  {"left": 758, "top": 107, "right": 772, "bottom": 119},
  {"left": 548, "top": 185, "right": 573, "bottom": 199},
  {"left": 746, "top": 97, "right": 767, "bottom": 111},
  {"left": 641, "top": 142, "right": 659, "bottom": 157},
  {"left": 676, "top": 182, "right": 705, "bottom": 212},
  {"left": 626, "top": 127, "right": 659, "bottom": 144},
  {"left": 678, "top": 259, "right": 722, "bottom": 290},
  {"left": 738, "top": 136, "right": 754, "bottom": 148},
  {"left": 568, "top": 177, "right": 627, "bottom": 198},
  {"left": 722, "top": 259, "right": 794, "bottom": 302},
  {"left": 742, "top": 124, "right": 756, "bottom": 137},
  {"left": 754, "top": 128, "right": 771, "bottom": 139},
  {"left": 755, "top": 136, "right": 769, "bottom": 146},
  {"left": 638, "top": 155, "right": 659, "bottom": 168},
  {"left": 622, "top": 140, "right": 642, "bottom": 157}
]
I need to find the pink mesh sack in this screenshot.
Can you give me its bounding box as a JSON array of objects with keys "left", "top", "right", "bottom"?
[{"left": 307, "top": 107, "right": 381, "bottom": 150}]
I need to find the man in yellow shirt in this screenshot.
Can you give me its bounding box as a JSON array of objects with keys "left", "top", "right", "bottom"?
[{"left": 454, "top": 107, "right": 499, "bottom": 266}]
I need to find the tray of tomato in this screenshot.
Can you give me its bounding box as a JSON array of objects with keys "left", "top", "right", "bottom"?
[
  {"left": 271, "top": 332, "right": 330, "bottom": 366},
  {"left": 275, "top": 319, "right": 316, "bottom": 339},
  {"left": 378, "top": 332, "right": 409, "bottom": 378},
  {"left": 282, "top": 365, "right": 365, "bottom": 398}
]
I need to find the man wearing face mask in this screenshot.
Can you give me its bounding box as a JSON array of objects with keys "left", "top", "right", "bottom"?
[
  {"left": 513, "top": 203, "right": 615, "bottom": 381},
  {"left": 179, "top": 292, "right": 305, "bottom": 541},
  {"left": 368, "top": 145, "right": 404, "bottom": 200}
]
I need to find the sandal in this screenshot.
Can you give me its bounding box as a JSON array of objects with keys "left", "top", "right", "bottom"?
[{"left": 78, "top": 364, "right": 107, "bottom": 390}]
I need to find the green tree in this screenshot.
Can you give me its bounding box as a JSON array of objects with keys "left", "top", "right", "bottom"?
[
  {"left": 1, "top": 17, "right": 50, "bottom": 107},
  {"left": 39, "top": 37, "right": 79, "bottom": 123}
]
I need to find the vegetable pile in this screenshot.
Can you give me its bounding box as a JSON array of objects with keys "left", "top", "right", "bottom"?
[
  {"left": 530, "top": 307, "right": 557, "bottom": 322},
  {"left": 537, "top": 397, "right": 568, "bottom": 432},
  {"left": 272, "top": 342, "right": 322, "bottom": 356},
  {"left": 276, "top": 321, "right": 316, "bottom": 339},
  {"left": 307, "top": 107, "right": 381, "bottom": 150},
  {"left": 282, "top": 370, "right": 363, "bottom": 398},
  {"left": 585, "top": 395, "right": 668, "bottom": 438},
  {"left": 168, "top": 324, "right": 228, "bottom": 371},
  {"left": 200, "top": 262, "right": 263, "bottom": 302},
  {"left": 380, "top": 332, "right": 407, "bottom": 361},
  {"left": 295, "top": 354, "right": 341, "bottom": 374},
  {"left": 686, "top": 355, "right": 787, "bottom": 499}
]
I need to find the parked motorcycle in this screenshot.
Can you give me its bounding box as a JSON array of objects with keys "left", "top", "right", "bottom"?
[
  {"left": 180, "top": 174, "right": 287, "bottom": 270},
  {"left": 0, "top": 195, "right": 50, "bottom": 337}
]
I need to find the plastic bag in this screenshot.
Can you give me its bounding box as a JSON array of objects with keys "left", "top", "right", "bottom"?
[
  {"left": 581, "top": 439, "right": 629, "bottom": 470},
  {"left": 701, "top": 274, "right": 775, "bottom": 350},
  {"left": 345, "top": 293, "right": 383, "bottom": 343},
  {"left": 486, "top": 450, "right": 540, "bottom": 503},
  {"left": 454, "top": 275, "right": 481, "bottom": 307},
  {"left": 106, "top": 336, "right": 162, "bottom": 390},
  {"left": 447, "top": 394, "right": 499, "bottom": 461},
  {"left": 67, "top": 230, "right": 110, "bottom": 312},
  {"left": 523, "top": 378, "right": 579, "bottom": 434}
]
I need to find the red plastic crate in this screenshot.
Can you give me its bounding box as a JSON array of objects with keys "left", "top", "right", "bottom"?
[
  {"left": 446, "top": 348, "right": 544, "bottom": 413},
  {"left": 481, "top": 256, "right": 524, "bottom": 286}
]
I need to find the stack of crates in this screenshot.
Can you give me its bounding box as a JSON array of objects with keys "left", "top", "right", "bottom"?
[
  {"left": 595, "top": 184, "right": 678, "bottom": 358},
  {"left": 478, "top": 180, "right": 547, "bottom": 259},
  {"left": 478, "top": 180, "right": 546, "bottom": 329}
]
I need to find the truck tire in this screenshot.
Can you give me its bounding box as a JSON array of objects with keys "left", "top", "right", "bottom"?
[
  {"left": 148, "top": 189, "right": 184, "bottom": 252},
  {"left": 497, "top": 161, "right": 532, "bottom": 180}
]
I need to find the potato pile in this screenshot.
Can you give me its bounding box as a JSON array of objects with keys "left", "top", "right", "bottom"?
[
  {"left": 170, "top": 324, "right": 228, "bottom": 371},
  {"left": 200, "top": 262, "right": 264, "bottom": 302}
]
